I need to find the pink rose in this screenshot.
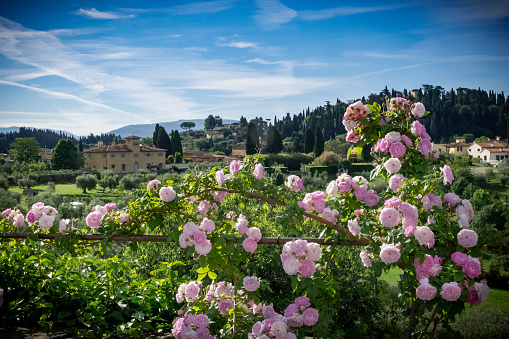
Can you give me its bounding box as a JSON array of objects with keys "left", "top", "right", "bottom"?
[
  {"left": 411, "top": 102, "right": 425, "bottom": 117},
  {"left": 379, "top": 207, "right": 400, "bottom": 228},
  {"left": 348, "top": 219, "right": 361, "bottom": 237},
  {"left": 193, "top": 231, "right": 207, "bottom": 245},
  {"left": 451, "top": 252, "right": 469, "bottom": 266},
  {"left": 379, "top": 243, "right": 401, "bottom": 264},
  {"left": 384, "top": 158, "right": 401, "bottom": 174},
  {"left": 243, "top": 238, "right": 258, "bottom": 253},
  {"left": 416, "top": 278, "right": 437, "bottom": 301},
  {"left": 26, "top": 211, "right": 36, "bottom": 223},
  {"left": 195, "top": 239, "right": 212, "bottom": 255},
  {"left": 253, "top": 164, "right": 264, "bottom": 180},
  {"left": 243, "top": 276, "right": 260, "bottom": 292},
  {"left": 441, "top": 165, "right": 454, "bottom": 185},
  {"left": 404, "top": 224, "right": 416, "bottom": 237},
  {"left": 401, "top": 134, "right": 413, "bottom": 147},
  {"left": 218, "top": 299, "right": 234, "bottom": 315},
  {"left": 147, "top": 179, "right": 161, "bottom": 190},
  {"left": 360, "top": 250, "right": 372, "bottom": 267},
  {"left": 462, "top": 257, "right": 481, "bottom": 278},
  {"left": 414, "top": 226, "right": 435, "bottom": 249},
  {"left": 302, "top": 308, "right": 319, "bottom": 326},
  {"left": 457, "top": 229, "right": 478, "bottom": 248},
  {"left": 86, "top": 212, "right": 102, "bottom": 228},
  {"left": 230, "top": 160, "right": 241, "bottom": 174},
  {"left": 216, "top": 170, "right": 226, "bottom": 185},
  {"left": 159, "top": 186, "right": 176, "bottom": 202},
  {"left": 389, "top": 141, "right": 406, "bottom": 158},
  {"left": 389, "top": 174, "right": 405, "bottom": 192},
  {"left": 440, "top": 282, "right": 462, "bottom": 301},
  {"left": 299, "top": 259, "right": 316, "bottom": 277}
]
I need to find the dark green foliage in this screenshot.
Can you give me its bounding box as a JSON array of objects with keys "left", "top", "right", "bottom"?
[
  {"left": 471, "top": 203, "right": 506, "bottom": 232},
  {"left": 171, "top": 130, "right": 183, "bottom": 156},
  {"left": 313, "top": 126, "right": 324, "bottom": 158},
  {"left": 204, "top": 114, "right": 216, "bottom": 130},
  {"left": 304, "top": 128, "right": 314, "bottom": 153},
  {"left": 0, "top": 174, "right": 8, "bottom": 190},
  {"left": 119, "top": 173, "right": 145, "bottom": 190},
  {"left": 75, "top": 174, "right": 97, "bottom": 193},
  {"left": 246, "top": 122, "right": 259, "bottom": 155},
  {"left": 262, "top": 152, "right": 314, "bottom": 171},
  {"left": 9, "top": 137, "right": 42, "bottom": 164},
  {"left": 17, "top": 176, "right": 36, "bottom": 189},
  {"left": 152, "top": 123, "right": 160, "bottom": 146},
  {"left": 180, "top": 121, "right": 196, "bottom": 131},
  {"left": 0, "top": 188, "right": 21, "bottom": 211},
  {"left": 264, "top": 125, "right": 283, "bottom": 154},
  {"left": 98, "top": 170, "right": 119, "bottom": 192},
  {"left": 306, "top": 165, "right": 338, "bottom": 175},
  {"left": 166, "top": 155, "right": 174, "bottom": 164},
  {"left": 78, "top": 140, "right": 83, "bottom": 152},
  {"left": 291, "top": 137, "right": 303, "bottom": 153},
  {"left": 51, "top": 139, "right": 83, "bottom": 170},
  {"left": 174, "top": 152, "right": 183, "bottom": 163},
  {"left": 156, "top": 126, "right": 172, "bottom": 157}
]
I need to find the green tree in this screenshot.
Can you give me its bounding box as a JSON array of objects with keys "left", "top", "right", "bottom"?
[
  {"left": 75, "top": 174, "right": 97, "bottom": 193},
  {"left": 119, "top": 174, "right": 143, "bottom": 191},
  {"left": 313, "top": 126, "right": 324, "bottom": 158},
  {"left": 265, "top": 125, "right": 283, "bottom": 154},
  {"left": 471, "top": 188, "right": 491, "bottom": 210},
  {"left": 291, "top": 137, "right": 303, "bottom": 153},
  {"left": 51, "top": 139, "right": 83, "bottom": 170},
  {"left": 204, "top": 115, "right": 216, "bottom": 130},
  {"left": 172, "top": 130, "right": 183, "bottom": 156},
  {"left": 141, "top": 136, "right": 153, "bottom": 146},
  {"left": 214, "top": 116, "right": 223, "bottom": 127},
  {"left": 156, "top": 126, "right": 172, "bottom": 157},
  {"left": 78, "top": 140, "right": 84, "bottom": 152},
  {"left": 99, "top": 170, "right": 119, "bottom": 192},
  {"left": 153, "top": 123, "right": 160, "bottom": 147},
  {"left": 304, "top": 128, "right": 314, "bottom": 154},
  {"left": 9, "top": 137, "right": 42, "bottom": 164},
  {"left": 246, "top": 122, "right": 259, "bottom": 155},
  {"left": 174, "top": 152, "right": 183, "bottom": 164},
  {"left": 180, "top": 121, "right": 196, "bottom": 131}
]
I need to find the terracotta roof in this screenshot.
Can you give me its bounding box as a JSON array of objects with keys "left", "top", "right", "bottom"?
[
  {"left": 483, "top": 147, "right": 509, "bottom": 153},
  {"left": 444, "top": 142, "right": 471, "bottom": 148},
  {"left": 125, "top": 135, "right": 141, "bottom": 139},
  {"left": 475, "top": 141, "right": 506, "bottom": 148},
  {"left": 85, "top": 144, "right": 133, "bottom": 153},
  {"left": 140, "top": 145, "right": 166, "bottom": 152}
]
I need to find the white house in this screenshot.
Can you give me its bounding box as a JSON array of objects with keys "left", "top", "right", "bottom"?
[{"left": 468, "top": 140, "right": 509, "bottom": 164}]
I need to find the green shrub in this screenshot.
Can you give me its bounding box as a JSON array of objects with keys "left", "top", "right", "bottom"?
[
  {"left": 313, "top": 151, "right": 340, "bottom": 166},
  {"left": 350, "top": 163, "right": 374, "bottom": 174},
  {"left": 305, "top": 165, "right": 337, "bottom": 175},
  {"left": 263, "top": 153, "right": 314, "bottom": 171}
]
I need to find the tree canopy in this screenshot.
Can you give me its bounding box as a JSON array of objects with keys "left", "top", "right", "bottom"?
[
  {"left": 51, "top": 139, "right": 83, "bottom": 170},
  {"left": 9, "top": 137, "right": 42, "bottom": 164},
  {"left": 180, "top": 122, "right": 196, "bottom": 131}
]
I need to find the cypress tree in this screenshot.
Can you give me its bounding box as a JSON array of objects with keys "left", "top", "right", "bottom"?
[
  {"left": 246, "top": 122, "right": 259, "bottom": 155},
  {"left": 156, "top": 126, "right": 172, "bottom": 157},
  {"left": 313, "top": 126, "right": 324, "bottom": 158},
  {"left": 153, "top": 123, "right": 160, "bottom": 147},
  {"left": 304, "top": 128, "right": 314, "bottom": 153},
  {"left": 78, "top": 140, "right": 83, "bottom": 152},
  {"left": 172, "top": 130, "right": 183, "bottom": 156},
  {"left": 265, "top": 125, "right": 283, "bottom": 154}
]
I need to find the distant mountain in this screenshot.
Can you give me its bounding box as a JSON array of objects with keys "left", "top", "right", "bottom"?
[
  {"left": 106, "top": 119, "right": 238, "bottom": 137},
  {"left": 0, "top": 126, "right": 79, "bottom": 139}
]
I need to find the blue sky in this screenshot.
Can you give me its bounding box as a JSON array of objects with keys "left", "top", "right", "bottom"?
[{"left": 0, "top": 0, "right": 508, "bottom": 135}]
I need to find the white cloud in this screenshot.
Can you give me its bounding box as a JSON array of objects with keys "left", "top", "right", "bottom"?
[
  {"left": 298, "top": 5, "right": 407, "bottom": 21},
  {"left": 254, "top": 0, "right": 297, "bottom": 30},
  {"left": 76, "top": 8, "right": 135, "bottom": 20},
  {"left": 184, "top": 47, "right": 208, "bottom": 52},
  {"left": 221, "top": 41, "right": 259, "bottom": 49},
  {"left": 170, "top": 0, "right": 234, "bottom": 15}
]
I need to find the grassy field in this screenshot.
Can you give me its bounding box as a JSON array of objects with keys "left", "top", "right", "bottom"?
[
  {"left": 9, "top": 183, "right": 122, "bottom": 201},
  {"left": 380, "top": 267, "right": 509, "bottom": 314}
]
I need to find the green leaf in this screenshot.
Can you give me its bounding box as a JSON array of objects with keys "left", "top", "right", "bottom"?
[
  {"left": 208, "top": 271, "right": 217, "bottom": 280},
  {"left": 198, "top": 255, "right": 207, "bottom": 267},
  {"left": 197, "top": 273, "right": 207, "bottom": 281},
  {"left": 454, "top": 272, "right": 464, "bottom": 282},
  {"left": 196, "top": 266, "right": 209, "bottom": 274},
  {"left": 132, "top": 312, "right": 145, "bottom": 321}
]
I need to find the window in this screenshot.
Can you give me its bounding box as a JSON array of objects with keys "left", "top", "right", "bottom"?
[
  {"left": 158, "top": 153, "right": 163, "bottom": 157},
  {"left": 134, "top": 153, "right": 138, "bottom": 158},
  {"left": 110, "top": 153, "right": 115, "bottom": 158},
  {"left": 484, "top": 156, "right": 487, "bottom": 160},
  {"left": 111, "top": 164, "right": 115, "bottom": 169},
  {"left": 121, "top": 153, "right": 125, "bottom": 158},
  {"left": 147, "top": 163, "right": 151, "bottom": 169},
  {"left": 496, "top": 155, "right": 500, "bottom": 160},
  {"left": 134, "top": 139, "right": 139, "bottom": 146},
  {"left": 122, "top": 164, "right": 126, "bottom": 171},
  {"left": 477, "top": 148, "right": 480, "bottom": 152}
]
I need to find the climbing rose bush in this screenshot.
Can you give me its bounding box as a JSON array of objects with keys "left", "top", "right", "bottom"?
[{"left": 1, "top": 97, "right": 500, "bottom": 338}]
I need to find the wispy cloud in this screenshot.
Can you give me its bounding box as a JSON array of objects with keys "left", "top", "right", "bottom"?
[
  {"left": 254, "top": 0, "right": 297, "bottom": 30},
  {"left": 298, "top": 4, "right": 408, "bottom": 21},
  {"left": 170, "top": 0, "right": 234, "bottom": 15},
  {"left": 221, "top": 41, "right": 259, "bottom": 49},
  {"left": 76, "top": 8, "right": 135, "bottom": 20}
]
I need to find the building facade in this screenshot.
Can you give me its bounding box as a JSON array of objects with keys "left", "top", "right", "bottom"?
[
  {"left": 468, "top": 140, "right": 509, "bottom": 164},
  {"left": 85, "top": 136, "right": 166, "bottom": 173}
]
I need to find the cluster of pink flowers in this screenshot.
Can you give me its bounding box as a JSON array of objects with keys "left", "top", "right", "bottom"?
[
  {"left": 285, "top": 175, "right": 304, "bottom": 192},
  {"left": 414, "top": 254, "right": 442, "bottom": 280},
  {"left": 297, "top": 191, "right": 326, "bottom": 214},
  {"left": 410, "top": 121, "right": 432, "bottom": 156},
  {"left": 389, "top": 97, "right": 411, "bottom": 112},
  {"left": 379, "top": 198, "right": 418, "bottom": 230},
  {"left": 321, "top": 207, "right": 339, "bottom": 225},
  {"left": 451, "top": 252, "right": 481, "bottom": 278},
  {"left": 343, "top": 101, "right": 371, "bottom": 143},
  {"left": 176, "top": 281, "right": 202, "bottom": 303},
  {"left": 85, "top": 203, "right": 117, "bottom": 228},
  {"left": 326, "top": 174, "right": 379, "bottom": 206},
  {"left": 171, "top": 313, "right": 214, "bottom": 339},
  {"left": 2, "top": 208, "right": 24, "bottom": 228},
  {"left": 235, "top": 214, "right": 262, "bottom": 253},
  {"left": 280, "top": 240, "right": 322, "bottom": 277},
  {"left": 374, "top": 131, "right": 411, "bottom": 159},
  {"left": 249, "top": 311, "right": 294, "bottom": 339},
  {"left": 421, "top": 193, "right": 443, "bottom": 211},
  {"left": 27, "top": 202, "right": 58, "bottom": 230},
  {"left": 195, "top": 200, "right": 219, "bottom": 218},
  {"left": 465, "top": 279, "right": 489, "bottom": 305},
  {"left": 284, "top": 296, "right": 319, "bottom": 328},
  {"left": 178, "top": 219, "right": 215, "bottom": 255}
]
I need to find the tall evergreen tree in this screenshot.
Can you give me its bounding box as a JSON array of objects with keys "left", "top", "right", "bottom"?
[
  {"left": 51, "top": 139, "right": 83, "bottom": 170},
  {"left": 153, "top": 123, "right": 160, "bottom": 147},
  {"left": 291, "top": 137, "right": 303, "bottom": 153},
  {"left": 246, "top": 122, "right": 259, "bottom": 155},
  {"left": 78, "top": 140, "right": 83, "bottom": 152},
  {"left": 204, "top": 115, "right": 216, "bottom": 130},
  {"left": 171, "top": 130, "right": 183, "bottom": 156},
  {"left": 265, "top": 125, "right": 283, "bottom": 154},
  {"left": 304, "top": 128, "right": 314, "bottom": 153},
  {"left": 313, "top": 126, "right": 324, "bottom": 158},
  {"left": 156, "top": 126, "right": 172, "bottom": 157}
]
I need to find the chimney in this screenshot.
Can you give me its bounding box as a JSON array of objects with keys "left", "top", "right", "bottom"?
[{"left": 496, "top": 136, "right": 501, "bottom": 141}]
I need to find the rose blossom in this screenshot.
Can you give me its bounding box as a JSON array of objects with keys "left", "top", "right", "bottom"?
[
  {"left": 457, "top": 229, "right": 478, "bottom": 248},
  {"left": 243, "top": 238, "right": 258, "bottom": 253},
  {"left": 59, "top": 219, "right": 69, "bottom": 233},
  {"left": 411, "top": 102, "right": 425, "bottom": 117},
  {"left": 360, "top": 250, "right": 372, "bottom": 267},
  {"left": 301, "top": 308, "right": 319, "bottom": 326},
  {"left": 401, "top": 134, "right": 413, "bottom": 147},
  {"left": 404, "top": 224, "right": 416, "bottom": 237},
  {"left": 462, "top": 257, "right": 481, "bottom": 278},
  {"left": 348, "top": 219, "right": 361, "bottom": 237},
  {"left": 416, "top": 278, "right": 437, "bottom": 301},
  {"left": 253, "top": 164, "right": 264, "bottom": 180},
  {"left": 441, "top": 165, "right": 454, "bottom": 185},
  {"left": 243, "top": 276, "right": 260, "bottom": 292},
  {"left": 216, "top": 170, "right": 226, "bottom": 185},
  {"left": 414, "top": 226, "right": 435, "bottom": 249},
  {"left": 86, "top": 212, "right": 102, "bottom": 228},
  {"left": 389, "top": 141, "right": 406, "bottom": 158},
  {"left": 247, "top": 227, "right": 262, "bottom": 242},
  {"left": 384, "top": 158, "right": 402, "bottom": 174},
  {"left": 379, "top": 243, "right": 401, "bottom": 264},
  {"left": 440, "top": 282, "right": 462, "bottom": 301},
  {"left": 218, "top": 299, "right": 234, "bottom": 315},
  {"left": 379, "top": 207, "right": 400, "bottom": 228},
  {"left": 159, "top": 186, "right": 176, "bottom": 202},
  {"left": 285, "top": 175, "right": 304, "bottom": 192},
  {"left": 230, "top": 160, "right": 241, "bottom": 174},
  {"left": 147, "top": 179, "right": 161, "bottom": 190},
  {"left": 389, "top": 174, "right": 405, "bottom": 192},
  {"left": 306, "top": 242, "right": 322, "bottom": 261},
  {"left": 299, "top": 259, "right": 316, "bottom": 277}
]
